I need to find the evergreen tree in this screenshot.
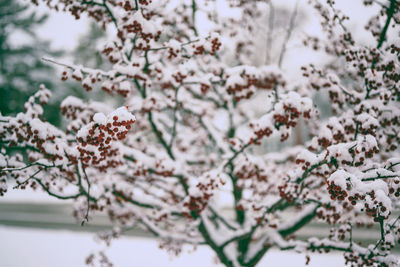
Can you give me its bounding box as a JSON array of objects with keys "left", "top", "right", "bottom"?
[{"left": 0, "top": 0, "right": 62, "bottom": 124}]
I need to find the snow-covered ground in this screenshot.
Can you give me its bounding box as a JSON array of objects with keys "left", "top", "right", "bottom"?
[{"left": 0, "top": 226, "right": 345, "bottom": 267}]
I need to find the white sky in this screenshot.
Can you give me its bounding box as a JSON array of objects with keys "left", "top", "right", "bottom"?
[
  {"left": 32, "top": 1, "right": 90, "bottom": 51},
  {"left": 30, "top": 0, "right": 380, "bottom": 53}
]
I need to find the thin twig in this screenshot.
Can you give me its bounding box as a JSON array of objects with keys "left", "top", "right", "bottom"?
[{"left": 278, "top": 1, "right": 299, "bottom": 68}]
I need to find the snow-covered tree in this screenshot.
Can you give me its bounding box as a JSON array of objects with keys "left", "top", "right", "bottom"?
[{"left": 1, "top": 0, "right": 400, "bottom": 266}]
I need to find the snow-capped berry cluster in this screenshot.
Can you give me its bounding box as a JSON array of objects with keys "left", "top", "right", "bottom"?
[
  {"left": 60, "top": 96, "right": 112, "bottom": 133},
  {"left": 183, "top": 171, "right": 224, "bottom": 218},
  {"left": 326, "top": 170, "right": 392, "bottom": 221},
  {"left": 326, "top": 180, "right": 348, "bottom": 201},
  {"left": 76, "top": 107, "right": 135, "bottom": 170},
  {"left": 249, "top": 92, "right": 314, "bottom": 142},
  {"left": 119, "top": 11, "right": 162, "bottom": 47},
  {"left": 328, "top": 224, "right": 351, "bottom": 241},
  {"left": 0, "top": 86, "right": 69, "bottom": 164},
  {"left": 224, "top": 66, "right": 285, "bottom": 102}
]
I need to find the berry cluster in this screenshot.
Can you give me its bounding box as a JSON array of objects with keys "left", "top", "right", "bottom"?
[
  {"left": 76, "top": 108, "right": 135, "bottom": 170},
  {"left": 326, "top": 181, "right": 348, "bottom": 201},
  {"left": 316, "top": 204, "right": 342, "bottom": 224},
  {"left": 182, "top": 195, "right": 211, "bottom": 218}
]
